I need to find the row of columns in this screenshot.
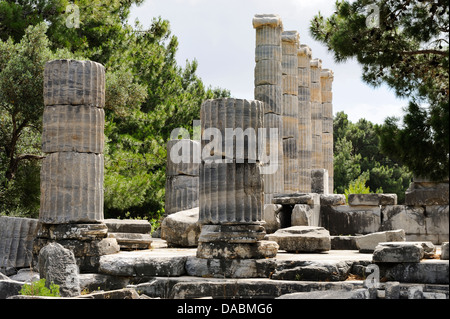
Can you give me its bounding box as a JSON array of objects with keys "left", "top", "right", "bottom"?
[{"left": 253, "top": 14, "right": 334, "bottom": 202}]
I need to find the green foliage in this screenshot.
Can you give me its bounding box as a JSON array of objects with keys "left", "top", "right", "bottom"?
[
  {"left": 19, "top": 279, "right": 61, "bottom": 297},
  {"left": 0, "top": 1, "right": 230, "bottom": 222},
  {"left": 311, "top": 0, "right": 449, "bottom": 181},
  {"left": 333, "top": 111, "right": 412, "bottom": 203},
  {"left": 344, "top": 172, "right": 372, "bottom": 203}
]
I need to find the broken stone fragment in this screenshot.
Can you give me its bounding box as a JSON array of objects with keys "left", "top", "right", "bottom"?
[
  {"left": 372, "top": 241, "right": 436, "bottom": 263},
  {"left": 38, "top": 242, "right": 81, "bottom": 297},
  {"left": 267, "top": 226, "right": 331, "bottom": 252},
  {"left": 161, "top": 207, "right": 201, "bottom": 248}
]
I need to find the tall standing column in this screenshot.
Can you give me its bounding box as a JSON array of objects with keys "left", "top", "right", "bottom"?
[
  {"left": 196, "top": 98, "right": 278, "bottom": 260},
  {"left": 321, "top": 69, "right": 334, "bottom": 194},
  {"left": 310, "top": 58, "right": 323, "bottom": 170},
  {"left": 253, "top": 14, "right": 284, "bottom": 205},
  {"left": 35, "top": 59, "right": 119, "bottom": 272},
  {"left": 297, "top": 44, "right": 312, "bottom": 193},
  {"left": 281, "top": 31, "right": 300, "bottom": 193}
]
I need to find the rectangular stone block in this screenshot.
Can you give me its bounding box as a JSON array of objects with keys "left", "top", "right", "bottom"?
[
  {"left": 380, "top": 205, "right": 428, "bottom": 240},
  {"left": 320, "top": 204, "right": 381, "bottom": 235},
  {"left": 405, "top": 182, "right": 449, "bottom": 205},
  {"left": 348, "top": 193, "right": 398, "bottom": 206},
  {"left": 42, "top": 105, "right": 105, "bottom": 154},
  {"left": 282, "top": 56, "right": 298, "bottom": 75},
  {"left": 39, "top": 152, "right": 104, "bottom": 224}
]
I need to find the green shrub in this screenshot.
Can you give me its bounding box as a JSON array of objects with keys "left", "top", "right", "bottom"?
[{"left": 19, "top": 278, "right": 61, "bottom": 297}]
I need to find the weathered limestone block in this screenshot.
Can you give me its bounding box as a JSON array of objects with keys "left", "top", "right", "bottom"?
[
  {"left": 161, "top": 207, "right": 201, "bottom": 247},
  {"left": 198, "top": 224, "right": 266, "bottom": 244},
  {"left": 253, "top": 14, "right": 283, "bottom": 43},
  {"left": 379, "top": 262, "right": 449, "bottom": 284},
  {"left": 372, "top": 242, "right": 435, "bottom": 263},
  {"left": 199, "top": 162, "right": 263, "bottom": 225},
  {"left": 166, "top": 139, "right": 200, "bottom": 177},
  {"left": 200, "top": 98, "right": 264, "bottom": 162},
  {"left": 38, "top": 242, "right": 80, "bottom": 297},
  {"left": 355, "top": 230, "right": 406, "bottom": 253},
  {"left": 320, "top": 194, "right": 346, "bottom": 206},
  {"left": 44, "top": 59, "right": 105, "bottom": 107},
  {"left": 264, "top": 204, "right": 282, "bottom": 233},
  {"left": 321, "top": 204, "right": 381, "bottom": 235},
  {"left": 405, "top": 181, "right": 449, "bottom": 206},
  {"left": 185, "top": 256, "right": 277, "bottom": 278},
  {"left": 103, "top": 219, "right": 152, "bottom": 234},
  {"left": 165, "top": 175, "right": 199, "bottom": 216},
  {"left": 272, "top": 192, "right": 320, "bottom": 206},
  {"left": 36, "top": 223, "right": 108, "bottom": 241},
  {"left": 107, "top": 233, "right": 152, "bottom": 251},
  {"left": 291, "top": 204, "right": 312, "bottom": 226},
  {"left": 99, "top": 251, "right": 189, "bottom": 277},
  {"left": 379, "top": 205, "right": 447, "bottom": 243},
  {"left": 42, "top": 105, "right": 104, "bottom": 154},
  {"left": 196, "top": 240, "right": 278, "bottom": 259},
  {"left": 311, "top": 168, "right": 328, "bottom": 194},
  {"left": 348, "top": 193, "right": 398, "bottom": 206},
  {"left": 424, "top": 205, "right": 449, "bottom": 243},
  {"left": 441, "top": 242, "right": 449, "bottom": 260},
  {"left": 0, "top": 217, "right": 39, "bottom": 272},
  {"left": 267, "top": 226, "right": 331, "bottom": 252},
  {"left": 39, "top": 152, "right": 104, "bottom": 224}
]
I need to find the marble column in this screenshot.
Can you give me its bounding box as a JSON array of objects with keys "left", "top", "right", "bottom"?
[
  {"left": 297, "top": 44, "right": 312, "bottom": 193},
  {"left": 310, "top": 58, "right": 323, "bottom": 170},
  {"left": 196, "top": 98, "right": 278, "bottom": 259},
  {"left": 281, "top": 31, "right": 300, "bottom": 193},
  {"left": 321, "top": 69, "right": 334, "bottom": 194},
  {"left": 35, "top": 59, "right": 119, "bottom": 272},
  {"left": 253, "top": 14, "right": 284, "bottom": 205}
]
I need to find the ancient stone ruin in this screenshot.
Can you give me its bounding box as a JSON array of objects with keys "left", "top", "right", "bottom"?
[{"left": 0, "top": 14, "right": 448, "bottom": 300}]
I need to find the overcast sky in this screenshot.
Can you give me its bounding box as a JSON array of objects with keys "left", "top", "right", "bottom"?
[{"left": 128, "top": 0, "right": 409, "bottom": 125}]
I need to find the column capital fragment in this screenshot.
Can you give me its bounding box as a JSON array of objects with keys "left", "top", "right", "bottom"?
[
  {"left": 321, "top": 69, "right": 334, "bottom": 79},
  {"left": 298, "top": 44, "right": 312, "bottom": 58},
  {"left": 253, "top": 14, "right": 283, "bottom": 29},
  {"left": 310, "top": 58, "right": 322, "bottom": 68},
  {"left": 282, "top": 30, "right": 299, "bottom": 44}
]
